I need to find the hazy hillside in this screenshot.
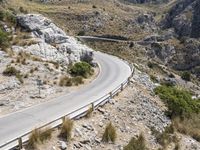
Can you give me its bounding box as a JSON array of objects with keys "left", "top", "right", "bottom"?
[{"left": 0, "top": 0, "right": 200, "bottom": 150}]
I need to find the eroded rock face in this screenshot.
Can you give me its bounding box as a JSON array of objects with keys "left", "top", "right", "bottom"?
[
  {"left": 148, "top": 42, "right": 176, "bottom": 64},
  {"left": 160, "top": 0, "right": 199, "bottom": 38},
  {"left": 191, "top": 0, "right": 200, "bottom": 38},
  {"left": 135, "top": 13, "right": 158, "bottom": 32},
  {"left": 171, "top": 38, "right": 200, "bottom": 71},
  {"left": 16, "top": 14, "right": 93, "bottom": 65}
]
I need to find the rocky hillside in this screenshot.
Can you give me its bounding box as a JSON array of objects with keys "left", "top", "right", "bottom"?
[
  {"left": 119, "top": 0, "right": 169, "bottom": 4},
  {"left": 161, "top": 0, "right": 199, "bottom": 38},
  {"left": 0, "top": 12, "right": 95, "bottom": 115},
  {"left": 0, "top": 0, "right": 200, "bottom": 150}
]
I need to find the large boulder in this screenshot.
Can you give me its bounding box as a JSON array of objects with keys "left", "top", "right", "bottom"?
[{"left": 16, "top": 14, "right": 93, "bottom": 65}]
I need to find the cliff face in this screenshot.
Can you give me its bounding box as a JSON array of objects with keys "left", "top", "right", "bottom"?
[
  {"left": 161, "top": 0, "right": 200, "bottom": 38},
  {"left": 191, "top": 0, "right": 200, "bottom": 38},
  {"left": 119, "top": 0, "right": 168, "bottom": 4}
]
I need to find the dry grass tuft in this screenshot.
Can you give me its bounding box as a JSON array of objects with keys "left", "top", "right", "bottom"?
[
  {"left": 102, "top": 122, "right": 117, "bottom": 143},
  {"left": 28, "top": 128, "right": 52, "bottom": 149},
  {"left": 60, "top": 118, "right": 74, "bottom": 142},
  {"left": 59, "top": 76, "right": 72, "bottom": 87},
  {"left": 173, "top": 115, "right": 200, "bottom": 142},
  {"left": 124, "top": 134, "right": 147, "bottom": 150}
]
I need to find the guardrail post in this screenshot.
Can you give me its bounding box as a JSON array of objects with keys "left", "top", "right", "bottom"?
[
  {"left": 92, "top": 103, "right": 95, "bottom": 111},
  {"left": 109, "top": 92, "right": 112, "bottom": 99},
  {"left": 62, "top": 116, "right": 65, "bottom": 123},
  {"left": 128, "top": 77, "right": 131, "bottom": 85},
  {"left": 121, "top": 83, "right": 124, "bottom": 91},
  {"left": 18, "top": 137, "right": 23, "bottom": 150},
  {"left": 132, "top": 67, "right": 135, "bottom": 76}
]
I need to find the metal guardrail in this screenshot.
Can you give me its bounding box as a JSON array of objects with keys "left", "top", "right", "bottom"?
[{"left": 0, "top": 61, "right": 135, "bottom": 150}]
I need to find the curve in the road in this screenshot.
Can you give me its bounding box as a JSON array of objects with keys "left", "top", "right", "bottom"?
[{"left": 0, "top": 51, "right": 132, "bottom": 149}]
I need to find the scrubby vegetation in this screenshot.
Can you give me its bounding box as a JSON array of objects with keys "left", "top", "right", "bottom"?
[
  {"left": 173, "top": 115, "right": 200, "bottom": 142},
  {"left": 60, "top": 118, "right": 74, "bottom": 142},
  {"left": 28, "top": 128, "right": 52, "bottom": 149},
  {"left": 124, "top": 134, "right": 147, "bottom": 150},
  {"left": 181, "top": 71, "right": 191, "bottom": 81},
  {"left": 3, "top": 66, "right": 24, "bottom": 83},
  {"left": 151, "top": 125, "right": 178, "bottom": 148},
  {"left": 71, "top": 76, "right": 84, "bottom": 86},
  {"left": 59, "top": 75, "right": 84, "bottom": 87},
  {"left": 154, "top": 85, "right": 200, "bottom": 142},
  {"left": 59, "top": 76, "right": 73, "bottom": 87},
  {"left": 70, "top": 61, "right": 93, "bottom": 78},
  {"left": 0, "top": 9, "right": 16, "bottom": 25},
  {"left": 102, "top": 122, "right": 117, "bottom": 143},
  {"left": 0, "top": 28, "right": 10, "bottom": 49},
  {"left": 58, "top": 61, "right": 93, "bottom": 87},
  {"left": 154, "top": 85, "right": 200, "bottom": 118}
]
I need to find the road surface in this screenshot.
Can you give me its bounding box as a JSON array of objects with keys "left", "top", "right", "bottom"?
[{"left": 0, "top": 51, "right": 132, "bottom": 149}]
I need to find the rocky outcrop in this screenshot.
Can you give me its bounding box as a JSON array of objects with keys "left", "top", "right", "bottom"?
[
  {"left": 147, "top": 42, "right": 175, "bottom": 64},
  {"left": 147, "top": 37, "right": 200, "bottom": 75},
  {"left": 16, "top": 14, "right": 93, "bottom": 65},
  {"left": 160, "top": 0, "right": 198, "bottom": 37},
  {"left": 134, "top": 13, "right": 158, "bottom": 32}
]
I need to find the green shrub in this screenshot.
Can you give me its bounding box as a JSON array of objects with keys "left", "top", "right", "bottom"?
[
  {"left": 60, "top": 118, "right": 74, "bottom": 142},
  {"left": 154, "top": 85, "right": 200, "bottom": 118},
  {"left": 102, "top": 122, "right": 117, "bottom": 143},
  {"left": 150, "top": 75, "right": 158, "bottom": 83},
  {"left": 0, "top": 10, "right": 5, "bottom": 21},
  {"left": 181, "top": 71, "right": 191, "bottom": 81},
  {"left": 0, "top": 28, "right": 10, "bottom": 49},
  {"left": 124, "top": 134, "right": 147, "bottom": 150},
  {"left": 4, "top": 11, "right": 16, "bottom": 25},
  {"left": 77, "top": 30, "right": 85, "bottom": 36},
  {"left": 70, "top": 61, "right": 92, "bottom": 78},
  {"left": 3, "top": 66, "right": 20, "bottom": 76}
]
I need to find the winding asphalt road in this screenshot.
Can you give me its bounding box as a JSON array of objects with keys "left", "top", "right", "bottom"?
[{"left": 0, "top": 51, "right": 132, "bottom": 149}]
